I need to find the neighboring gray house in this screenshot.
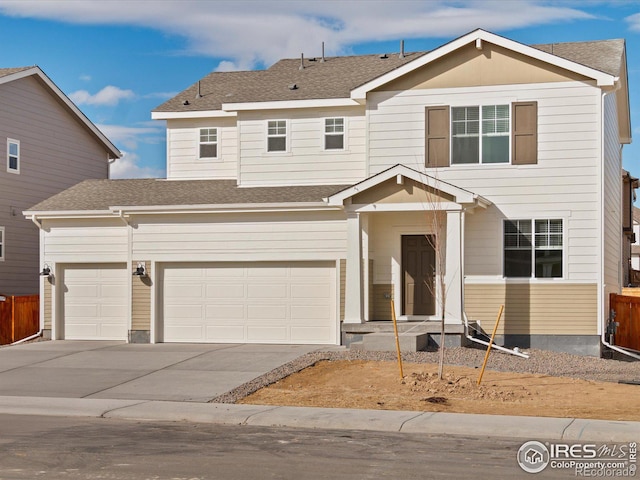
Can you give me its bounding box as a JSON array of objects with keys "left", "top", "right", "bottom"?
[{"left": 0, "top": 66, "right": 120, "bottom": 295}]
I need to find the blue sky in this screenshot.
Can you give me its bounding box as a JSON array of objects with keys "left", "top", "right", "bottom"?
[{"left": 1, "top": 0, "right": 640, "bottom": 178}]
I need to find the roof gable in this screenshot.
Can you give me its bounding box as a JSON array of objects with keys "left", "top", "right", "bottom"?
[
  {"left": 327, "top": 164, "right": 490, "bottom": 208},
  {"left": 0, "top": 66, "right": 121, "bottom": 159},
  {"left": 351, "top": 29, "right": 618, "bottom": 100}
]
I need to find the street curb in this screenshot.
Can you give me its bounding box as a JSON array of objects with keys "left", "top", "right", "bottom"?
[{"left": 0, "top": 396, "right": 638, "bottom": 442}]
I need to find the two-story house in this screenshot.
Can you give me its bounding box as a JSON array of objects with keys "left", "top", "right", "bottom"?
[
  {"left": 1, "top": 66, "right": 120, "bottom": 296},
  {"left": 25, "top": 30, "right": 631, "bottom": 356}
]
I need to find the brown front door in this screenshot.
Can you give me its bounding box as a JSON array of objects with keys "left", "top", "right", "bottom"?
[{"left": 402, "top": 235, "right": 435, "bottom": 316}]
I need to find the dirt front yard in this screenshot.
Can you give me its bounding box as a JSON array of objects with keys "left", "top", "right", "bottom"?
[{"left": 238, "top": 359, "right": 640, "bottom": 421}]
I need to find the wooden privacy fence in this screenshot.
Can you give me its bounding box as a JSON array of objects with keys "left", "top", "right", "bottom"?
[
  {"left": 609, "top": 293, "right": 640, "bottom": 352},
  {"left": 0, "top": 294, "right": 39, "bottom": 345}
]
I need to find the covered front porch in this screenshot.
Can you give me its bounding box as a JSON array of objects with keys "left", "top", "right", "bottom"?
[{"left": 327, "top": 165, "right": 490, "bottom": 350}]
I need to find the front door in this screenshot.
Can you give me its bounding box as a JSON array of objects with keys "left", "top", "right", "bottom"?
[{"left": 402, "top": 235, "right": 435, "bottom": 316}]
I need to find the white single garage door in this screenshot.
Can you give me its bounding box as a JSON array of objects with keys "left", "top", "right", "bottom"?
[
  {"left": 63, "top": 264, "right": 128, "bottom": 340},
  {"left": 163, "top": 262, "right": 337, "bottom": 344}
]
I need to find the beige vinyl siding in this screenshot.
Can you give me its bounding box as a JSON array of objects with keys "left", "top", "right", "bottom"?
[
  {"left": 238, "top": 107, "right": 366, "bottom": 186},
  {"left": 166, "top": 117, "right": 238, "bottom": 180},
  {"left": 0, "top": 75, "right": 110, "bottom": 294},
  {"left": 372, "top": 284, "right": 393, "bottom": 320},
  {"left": 131, "top": 260, "right": 151, "bottom": 331},
  {"left": 465, "top": 283, "right": 598, "bottom": 335},
  {"left": 132, "top": 211, "right": 347, "bottom": 262},
  {"left": 368, "top": 82, "right": 602, "bottom": 282},
  {"left": 42, "top": 218, "right": 128, "bottom": 263}
]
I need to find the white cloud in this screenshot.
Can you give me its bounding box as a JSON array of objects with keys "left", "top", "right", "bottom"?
[
  {"left": 0, "top": 0, "right": 597, "bottom": 70},
  {"left": 626, "top": 12, "right": 640, "bottom": 32},
  {"left": 97, "top": 123, "right": 164, "bottom": 151},
  {"left": 70, "top": 85, "right": 135, "bottom": 106},
  {"left": 109, "top": 151, "right": 165, "bottom": 179}
]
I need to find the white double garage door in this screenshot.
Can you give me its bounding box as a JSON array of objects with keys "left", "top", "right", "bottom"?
[{"left": 63, "top": 262, "right": 337, "bottom": 344}]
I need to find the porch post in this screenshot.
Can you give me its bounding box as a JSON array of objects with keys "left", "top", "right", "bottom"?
[
  {"left": 445, "top": 210, "right": 463, "bottom": 323},
  {"left": 344, "top": 212, "right": 364, "bottom": 323}
]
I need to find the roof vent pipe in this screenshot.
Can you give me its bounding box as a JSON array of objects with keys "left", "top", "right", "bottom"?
[
  {"left": 399, "top": 40, "right": 405, "bottom": 58},
  {"left": 300, "top": 53, "right": 304, "bottom": 70},
  {"left": 196, "top": 80, "right": 202, "bottom": 98},
  {"left": 321, "top": 41, "right": 325, "bottom": 62}
]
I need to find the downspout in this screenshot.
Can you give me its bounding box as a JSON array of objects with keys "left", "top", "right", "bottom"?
[
  {"left": 460, "top": 208, "right": 529, "bottom": 358},
  {"left": 600, "top": 84, "right": 640, "bottom": 360},
  {"left": 13, "top": 215, "right": 46, "bottom": 344}
]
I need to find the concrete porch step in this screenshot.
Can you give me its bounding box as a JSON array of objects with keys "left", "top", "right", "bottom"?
[{"left": 360, "top": 332, "right": 429, "bottom": 352}]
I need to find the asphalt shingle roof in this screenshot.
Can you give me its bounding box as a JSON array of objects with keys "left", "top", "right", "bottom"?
[
  {"left": 154, "top": 38, "right": 625, "bottom": 114},
  {"left": 0, "top": 66, "right": 33, "bottom": 79},
  {"left": 154, "top": 52, "right": 426, "bottom": 112},
  {"left": 27, "top": 179, "right": 349, "bottom": 212}
]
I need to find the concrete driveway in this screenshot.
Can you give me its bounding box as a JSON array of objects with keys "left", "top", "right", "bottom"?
[{"left": 0, "top": 341, "right": 327, "bottom": 402}]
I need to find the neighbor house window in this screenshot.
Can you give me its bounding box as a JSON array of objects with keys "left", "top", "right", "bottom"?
[
  {"left": 504, "top": 219, "right": 563, "bottom": 278},
  {"left": 7, "top": 139, "right": 19, "bottom": 173},
  {"left": 267, "top": 120, "right": 287, "bottom": 152},
  {"left": 324, "top": 118, "right": 344, "bottom": 150},
  {"left": 0, "top": 227, "right": 4, "bottom": 260},
  {"left": 199, "top": 128, "right": 218, "bottom": 159},
  {"left": 451, "top": 105, "right": 509, "bottom": 164}
]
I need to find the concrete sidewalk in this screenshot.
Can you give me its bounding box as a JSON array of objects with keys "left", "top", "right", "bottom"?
[{"left": 0, "top": 341, "right": 638, "bottom": 442}]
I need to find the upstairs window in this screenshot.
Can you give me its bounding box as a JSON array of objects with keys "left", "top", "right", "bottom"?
[
  {"left": 504, "top": 219, "right": 563, "bottom": 278},
  {"left": 7, "top": 139, "right": 19, "bottom": 173},
  {"left": 199, "top": 128, "right": 218, "bottom": 159},
  {"left": 0, "top": 227, "right": 4, "bottom": 260},
  {"left": 267, "top": 120, "right": 287, "bottom": 152},
  {"left": 425, "top": 102, "right": 537, "bottom": 168},
  {"left": 451, "top": 105, "right": 509, "bottom": 164},
  {"left": 324, "top": 118, "right": 344, "bottom": 150}
]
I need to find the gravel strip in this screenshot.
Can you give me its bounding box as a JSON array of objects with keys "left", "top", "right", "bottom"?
[{"left": 210, "top": 346, "right": 640, "bottom": 404}]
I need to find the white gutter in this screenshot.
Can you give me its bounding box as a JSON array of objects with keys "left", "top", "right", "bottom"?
[
  {"left": 600, "top": 84, "right": 640, "bottom": 360},
  {"left": 459, "top": 209, "right": 529, "bottom": 358}
]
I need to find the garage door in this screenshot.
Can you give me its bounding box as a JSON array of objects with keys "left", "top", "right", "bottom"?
[
  {"left": 163, "top": 262, "right": 336, "bottom": 344},
  {"left": 63, "top": 264, "right": 128, "bottom": 340}
]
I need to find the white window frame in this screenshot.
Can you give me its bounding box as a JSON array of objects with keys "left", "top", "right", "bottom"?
[
  {"left": 266, "top": 120, "right": 288, "bottom": 153},
  {"left": 503, "top": 218, "right": 564, "bottom": 279},
  {"left": 451, "top": 104, "right": 511, "bottom": 165},
  {"left": 198, "top": 128, "right": 218, "bottom": 160},
  {"left": 0, "top": 226, "right": 4, "bottom": 261},
  {"left": 324, "top": 117, "right": 345, "bottom": 151},
  {"left": 7, "top": 139, "right": 19, "bottom": 174}
]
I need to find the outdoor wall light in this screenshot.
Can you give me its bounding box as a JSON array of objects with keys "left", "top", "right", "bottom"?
[
  {"left": 40, "top": 264, "right": 51, "bottom": 276},
  {"left": 133, "top": 262, "right": 146, "bottom": 277}
]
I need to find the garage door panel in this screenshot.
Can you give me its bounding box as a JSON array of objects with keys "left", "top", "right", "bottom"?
[
  {"left": 205, "top": 325, "right": 245, "bottom": 340},
  {"left": 247, "top": 305, "right": 286, "bottom": 321},
  {"left": 248, "top": 284, "right": 287, "bottom": 299},
  {"left": 248, "top": 267, "right": 287, "bottom": 278},
  {"left": 164, "top": 262, "right": 336, "bottom": 344},
  {"left": 205, "top": 304, "right": 245, "bottom": 320},
  {"left": 63, "top": 264, "right": 128, "bottom": 340},
  {"left": 247, "top": 326, "right": 288, "bottom": 342},
  {"left": 291, "top": 327, "right": 332, "bottom": 343},
  {"left": 165, "top": 325, "right": 203, "bottom": 341},
  {"left": 165, "top": 304, "right": 203, "bottom": 319},
  {"left": 291, "top": 305, "right": 332, "bottom": 320},
  {"left": 291, "top": 284, "right": 331, "bottom": 299},
  {"left": 170, "top": 284, "right": 205, "bottom": 298},
  {"left": 206, "top": 284, "right": 245, "bottom": 299}
]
